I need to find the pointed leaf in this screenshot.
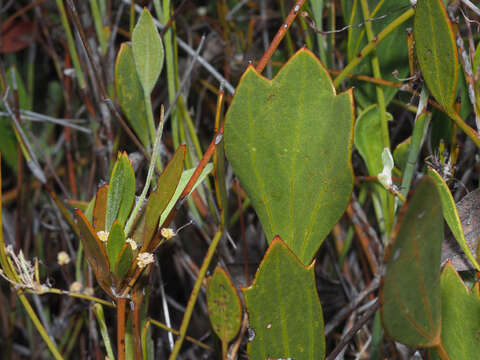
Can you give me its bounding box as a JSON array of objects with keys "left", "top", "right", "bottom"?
[
  {"left": 393, "top": 137, "right": 411, "bottom": 174},
  {"left": 132, "top": 8, "right": 164, "bottom": 96},
  {"left": 140, "top": 145, "right": 185, "bottom": 248},
  {"left": 225, "top": 49, "right": 354, "bottom": 264},
  {"left": 414, "top": 0, "right": 458, "bottom": 112},
  {"left": 107, "top": 221, "right": 126, "bottom": 269},
  {"left": 115, "top": 43, "right": 150, "bottom": 148},
  {"left": 242, "top": 236, "right": 325, "bottom": 359},
  {"left": 380, "top": 177, "right": 443, "bottom": 347},
  {"left": 428, "top": 168, "right": 480, "bottom": 271},
  {"left": 206, "top": 267, "right": 242, "bottom": 344},
  {"left": 93, "top": 185, "right": 108, "bottom": 231},
  {"left": 106, "top": 152, "right": 136, "bottom": 231},
  {"left": 158, "top": 163, "right": 214, "bottom": 228},
  {"left": 114, "top": 243, "right": 134, "bottom": 282},
  {"left": 429, "top": 262, "right": 480, "bottom": 359},
  {"left": 74, "top": 210, "right": 113, "bottom": 297}
]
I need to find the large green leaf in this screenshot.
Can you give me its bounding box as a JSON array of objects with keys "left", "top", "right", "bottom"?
[
  {"left": 414, "top": 0, "right": 458, "bottom": 113},
  {"left": 430, "top": 262, "right": 480, "bottom": 359},
  {"left": 428, "top": 168, "right": 480, "bottom": 271},
  {"left": 354, "top": 104, "right": 394, "bottom": 233},
  {"left": 225, "top": 49, "right": 354, "bottom": 264},
  {"left": 132, "top": 8, "right": 164, "bottom": 96},
  {"left": 206, "top": 267, "right": 242, "bottom": 345},
  {"left": 106, "top": 152, "right": 136, "bottom": 231},
  {"left": 243, "top": 236, "right": 325, "bottom": 359},
  {"left": 380, "top": 177, "right": 443, "bottom": 347},
  {"left": 115, "top": 43, "right": 150, "bottom": 148}
]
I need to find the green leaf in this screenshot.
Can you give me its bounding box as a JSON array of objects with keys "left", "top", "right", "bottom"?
[
  {"left": 115, "top": 43, "right": 150, "bottom": 148},
  {"left": 106, "top": 152, "right": 136, "bottom": 231},
  {"left": 107, "top": 221, "right": 126, "bottom": 270},
  {"left": 158, "top": 163, "right": 214, "bottom": 229},
  {"left": 380, "top": 176, "right": 443, "bottom": 347},
  {"left": 354, "top": 104, "right": 394, "bottom": 233},
  {"left": 242, "top": 236, "right": 325, "bottom": 359},
  {"left": 206, "top": 267, "right": 242, "bottom": 344},
  {"left": 114, "top": 243, "right": 134, "bottom": 282},
  {"left": 393, "top": 137, "right": 411, "bottom": 174},
  {"left": 428, "top": 168, "right": 480, "bottom": 271},
  {"left": 74, "top": 209, "right": 113, "bottom": 297},
  {"left": 132, "top": 8, "right": 164, "bottom": 96},
  {"left": 414, "top": 0, "right": 458, "bottom": 112},
  {"left": 225, "top": 49, "right": 354, "bottom": 264},
  {"left": 430, "top": 262, "right": 480, "bottom": 359},
  {"left": 342, "top": 0, "right": 412, "bottom": 107},
  {"left": 142, "top": 146, "right": 185, "bottom": 248}
]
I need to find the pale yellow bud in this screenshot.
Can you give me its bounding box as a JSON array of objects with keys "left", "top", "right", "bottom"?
[
  {"left": 161, "top": 228, "right": 175, "bottom": 239},
  {"left": 137, "top": 252, "right": 154, "bottom": 269},
  {"left": 69, "top": 281, "right": 83, "bottom": 293},
  {"left": 97, "top": 231, "right": 109, "bottom": 242},
  {"left": 57, "top": 251, "right": 71, "bottom": 266},
  {"left": 126, "top": 238, "right": 137, "bottom": 250}
]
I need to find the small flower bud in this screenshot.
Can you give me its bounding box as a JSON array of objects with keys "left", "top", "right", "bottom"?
[
  {"left": 97, "top": 231, "right": 109, "bottom": 242},
  {"left": 161, "top": 228, "right": 175, "bottom": 239},
  {"left": 57, "top": 251, "right": 71, "bottom": 266},
  {"left": 69, "top": 281, "right": 83, "bottom": 293},
  {"left": 126, "top": 238, "right": 137, "bottom": 250},
  {"left": 136, "top": 252, "right": 154, "bottom": 269}
]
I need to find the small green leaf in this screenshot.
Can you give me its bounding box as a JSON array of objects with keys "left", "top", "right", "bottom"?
[
  {"left": 206, "top": 267, "right": 242, "bottom": 345},
  {"left": 414, "top": 0, "right": 458, "bottom": 112},
  {"left": 428, "top": 168, "right": 480, "bottom": 271},
  {"left": 114, "top": 243, "right": 134, "bottom": 282},
  {"left": 354, "top": 104, "right": 394, "bottom": 233},
  {"left": 225, "top": 49, "right": 354, "bottom": 265},
  {"left": 381, "top": 177, "right": 442, "bottom": 347},
  {"left": 158, "top": 163, "right": 214, "bottom": 229},
  {"left": 243, "top": 236, "right": 325, "bottom": 359},
  {"left": 132, "top": 8, "right": 164, "bottom": 96},
  {"left": 115, "top": 43, "right": 150, "bottom": 148},
  {"left": 107, "top": 221, "right": 126, "bottom": 270},
  {"left": 393, "top": 137, "right": 411, "bottom": 174},
  {"left": 74, "top": 209, "right": 113, "bottom": 297},
  {"left": 430, "top": 262, "right": 480, "bottom": 359},
  {"left": 106, "top": 152, "right": 136, "bottom": 231},
  {"left": 141, "top": 146, "right": 185, "bottom": 248},
  {"left": 93, "top": 185, "right": 108, "bottom": 231}
]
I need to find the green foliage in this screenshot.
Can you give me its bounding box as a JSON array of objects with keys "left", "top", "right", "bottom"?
[
  {"left": 115, "top": 43, "right": 150, "bottom": 148},
  {"left": 414, "top": 0, "right": 458, "bottom": 113},
  {"left": 243, "top": 236, "right": 325, "bottom": 360},
  {"left": 430, "top": 263, "right": 480, "bottom": 359},
  {"left": 106, "top": 152, "right": 136, "bottom": 231},
  {"left": 225, "top": 49, "right": 354, "bottom": 264},
  {"left": 381, "top": 177, "right": 443, "bottom": 347},
  {"left": 429, "top": 168, "right": 480, "bottom": 270},
  {"left": 132, "top": 9, "right": 164, "bottom": 97},
  {"left": 206, "top": 267, "right": 242, "bottom": 348},
  {"left": 107, "top": 221, "right": 126, "bottom": 270}
]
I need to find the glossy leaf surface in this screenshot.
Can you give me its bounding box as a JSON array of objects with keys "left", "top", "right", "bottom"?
[
  {"left": 206, "top": 267, "right": 242, "bottom": 344},
  {"left": 114, "top": 243, "right": 134, "bottom": 282},
  {"left": 115, "top": 43, "right": 150, "bottom": 148},
  {"left": 414, "top": 0, "right": 458, "bottom": 112},
  {"left": 243, "top": 236, "right": 325, "bottom": 360},
  {"left": 381, "top": 177, "right": 442, "bottom": 347},
  {"left": 132, "top": 9, "right": 164, "bottom": 96},
  {"left": 225, "top": 49, "right": 354, "bottom": 264}
]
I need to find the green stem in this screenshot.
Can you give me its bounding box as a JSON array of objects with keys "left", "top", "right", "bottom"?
[
  {"left": 55, "top": 0, "right": 86, "bottom": 89},
  {"left": 168, "top": 226, "right": 224, "bottom": 359},
  {"left": 18, "top": 290, "right": 64, "bottom": 360},
  {"left": 89, "top": 0, "right": 107, "bottom": 55},
  {"left": 333, "top": 7, "right": 414, "bottom": 87},
  {"left": 400, "top": 88, "right": 431, "bottom": 201}
]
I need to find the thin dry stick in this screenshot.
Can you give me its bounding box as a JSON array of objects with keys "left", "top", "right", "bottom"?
[
  {"left": 256, "top": 0, "right": 306, "bottom": 73},
  {"left": 117, "top": 297, "right": 127, "bottom": 360},
  {"left": 326, "top": 300, "right": 380, "bottom": 360}
]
